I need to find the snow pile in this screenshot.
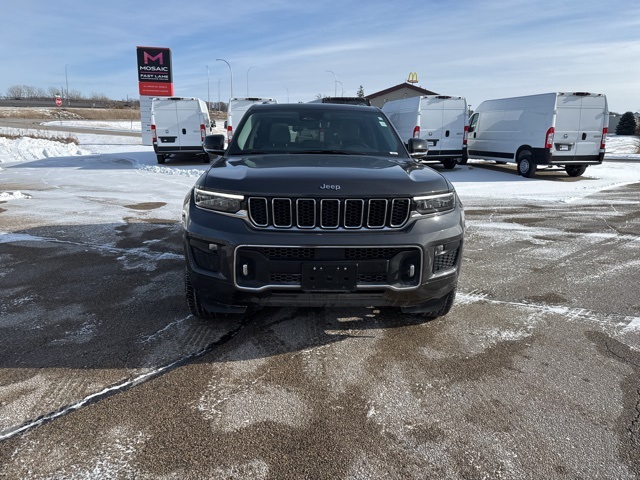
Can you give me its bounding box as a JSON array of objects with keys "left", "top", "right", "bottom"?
[
  {"left": 0, "top": 191, "right": 32, "bottom": 201},
  {"left": 604, "top": 134, "right": 640, "bottom": 160},
  {"left": 0, "top": 135, "right": 88, "bottom": 163}
]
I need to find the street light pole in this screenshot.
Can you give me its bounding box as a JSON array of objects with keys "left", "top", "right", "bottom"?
[
  {"left": 65, "top": 64, "right": 70, "bottom": 107},
  {"left": 336, "top": 80, "right": 344, "bottom": 97},
  {"left": 326, "top": 70, "right": 337, "bottom": 97},
  {"left": 216, "top": 58, "right": 233, "bottom": 100},
  {"left": 205, "top": 65, "right": 210, "bottom": 111},
  {"left": 246, "top": 66, "right": 255, "bottom": 97},
  {"left": 284, "top": 87, "right": 289, "bottom": 103}
]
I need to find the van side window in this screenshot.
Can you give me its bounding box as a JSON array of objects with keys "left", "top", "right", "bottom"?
[{"left": 468, "top": 113, "right": 479, "bottom": 133}]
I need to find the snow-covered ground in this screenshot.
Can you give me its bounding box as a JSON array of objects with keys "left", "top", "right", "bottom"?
[{"left": 1, "top": 120, "right": 639, "bottom": 230}]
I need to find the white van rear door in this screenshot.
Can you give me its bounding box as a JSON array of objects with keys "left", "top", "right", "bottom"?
[
  {"left": 441, "top": 99, "right": 467, "bottom": 155},
  {"left": 421, "top": 97, "right": 443, "bottom": 154},
  {"left": 153, "top": 99, "right": 180, "bottom": 146},
  {"left": 175, "top": 100, "right": 203, "bottom": 148},
  {"left": 381, "top": 97, "right": 420, "bottom": 143},
  {"left": 555, "top": 94, "right": 605, "bottom": 160},
  {"left": 575, "top": 96, "right": 607, "bottom": 158}
]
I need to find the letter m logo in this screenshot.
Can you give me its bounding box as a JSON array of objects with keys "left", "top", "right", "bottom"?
[{"left": 144, "top": 51, "right": 163, "bottom": 65}]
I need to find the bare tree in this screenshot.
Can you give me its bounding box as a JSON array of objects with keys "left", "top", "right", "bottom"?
[
  {"left": 6, "top": 85, "right": 25, "bottom": 98},
  {"left": 48, "top": 87, "right": 62, "bottom": 98}
]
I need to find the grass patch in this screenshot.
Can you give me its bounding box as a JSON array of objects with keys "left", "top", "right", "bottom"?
[{"left": 0, "top": 107, "right": 140, "bottom": 121}]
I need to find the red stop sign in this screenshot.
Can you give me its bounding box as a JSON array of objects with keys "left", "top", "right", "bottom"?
[{"left": 55, "top": 97, "right": 62, "bottom": 107}]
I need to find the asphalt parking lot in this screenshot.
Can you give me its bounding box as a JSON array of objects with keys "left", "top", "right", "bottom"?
[{"left": 0, "top": 145, "right": 639, "bottom": 478}]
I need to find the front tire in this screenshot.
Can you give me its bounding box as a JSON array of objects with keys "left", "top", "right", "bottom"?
[
  {"left": 185, "top": 268, "right": 212, "bottom": 319},
  {"left": 565, "top": 165, "right": 587, "bottom": 177},
  {"left": 517, "top": 151, "right": 536, "bottom": 178},
  {"left": 422, "top": 287, "right": 457, "bottom": 319}
]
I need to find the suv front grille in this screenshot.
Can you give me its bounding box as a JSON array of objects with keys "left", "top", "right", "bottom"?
[{"left": 248, "top": 197, "right": 411, "bottom": 230}]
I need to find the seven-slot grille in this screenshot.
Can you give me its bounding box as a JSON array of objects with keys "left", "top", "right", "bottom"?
[{"left": 248, "top": 197, "right": 411, "bottom": 230}]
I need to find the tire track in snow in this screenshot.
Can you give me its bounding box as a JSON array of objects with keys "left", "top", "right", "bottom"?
[
  {"left": 0, "top": 316, "right": 251, "bottom": 443},
  {"left": 457, "top": 291, "right": 640, "bottom": 332}
]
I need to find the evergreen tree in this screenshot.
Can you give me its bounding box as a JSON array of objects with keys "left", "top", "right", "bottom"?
[
  {"left": 615, "top": 111, "right": 637, "bottom": 135},
  {"left": 357, "top": 85, "right": 365, "bottom": 98}
]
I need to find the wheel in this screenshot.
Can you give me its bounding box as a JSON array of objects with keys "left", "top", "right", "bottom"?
[
  {"left": 156, "top": 154, "right": 166, "bottom": 164},
  {"left": 442, "top": 159, "right": 457, "bottom": 169},
  {"left": 458, "top": 150, "right": 468, "bottom": 165},
  {"left": 202, "top": 155, "right": 210, "bottom": 164},
  {"left": 422, "top": 287, "right": 457, "bottom": 319},
  {"left": 565, "top": 165, "right": 587, "bottom": 177},
  {"left": 517, "top": 151, "right": 536, "bottom": 178},
  {"left": 185, "top": 268, "right": 212, "bottom": 319}
]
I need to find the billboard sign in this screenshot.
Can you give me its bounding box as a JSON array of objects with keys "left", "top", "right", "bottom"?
[{"left": 136, "top": 46, "right": 174, "bottom": 96}]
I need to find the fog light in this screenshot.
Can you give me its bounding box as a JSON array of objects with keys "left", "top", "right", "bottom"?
[
  {"left": 242, "top": 263, "right": 249, "bottom": 276},
  {"left": 208, "top": 243, "right": 218, "bottom": 251},
  {"left": 408, "top": 264, "right": 415, "bottom": 278}
]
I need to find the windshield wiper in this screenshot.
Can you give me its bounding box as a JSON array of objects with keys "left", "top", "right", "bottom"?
[
  {"left": 239, "top": 149, "right": 269, "bottom": 155},
  {"left": 298, "top": 149, "right": 364, "bottom": 155}
]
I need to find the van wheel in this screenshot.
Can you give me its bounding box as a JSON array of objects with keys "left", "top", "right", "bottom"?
[
  {"left": 442, "top": 159, "right": 457, "bottom": 169},
  {"left": 565, "top": 165, "right": 587, "bottom": 177},
  {"left": 458, "top": 151, "right": 468, "bottom": 165},
  {"left": 156, "top": 154, "right": 166, "bottom": 164},
  {"left": 517, "top": 151, "right": 536, "bottom": 178}
]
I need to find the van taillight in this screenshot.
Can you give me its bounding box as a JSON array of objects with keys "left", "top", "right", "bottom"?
[
  {"left": 545, "top": 127, "right": 555, "bottom": 149},
  {"left": 227, "top": 125, "right": 233, "bottom": 142},
  {"left": 600, "top": 127, "right": 608, "bottom": 149},
  {"left": 200, "top": 124, "right": 206, "bottom": 141},
  {"left": 463, "top": 125, "right": 469, "bottom": 145},
  {"left": 412, "top": 126, "right": 420, "bottom": 138},
  {"left": 151, "top": 124, "right": 157, "bottom": 144}
]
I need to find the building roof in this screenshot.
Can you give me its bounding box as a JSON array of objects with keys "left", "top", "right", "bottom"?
[{"left": 367, "top": 82, "right": 438, "bottom": 99}]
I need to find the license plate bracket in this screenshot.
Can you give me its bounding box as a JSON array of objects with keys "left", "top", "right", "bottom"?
[{"left": 302, "top": 263, "right": 357, "bottom": 291}]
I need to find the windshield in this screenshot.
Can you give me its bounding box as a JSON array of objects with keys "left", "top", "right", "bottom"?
[{"left": 227, "top": 108, "right": 407, "bottom": 157}]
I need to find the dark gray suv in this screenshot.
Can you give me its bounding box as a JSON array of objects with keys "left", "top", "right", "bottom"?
[{"left": 182, "top": 103, "right": 464, "bottom": 318}]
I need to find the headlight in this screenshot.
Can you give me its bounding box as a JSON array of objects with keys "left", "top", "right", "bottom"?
[
  {"left": 413, "top": 192, "right": 456, "bottom": 214},
  {"left": 194, "top": 188, "right": 244, "bottom": 213}
]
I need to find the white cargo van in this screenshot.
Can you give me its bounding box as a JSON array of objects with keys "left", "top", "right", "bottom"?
[
  {"left": 382, "top": 95, "right": 469, "bottom": 169},
  {"left": 465, "top": 92, "right": 608, "bottom": 177},
  {"left": 226, "top": 97, "right": 277, "bottom": 144},
  {"left": 151, "top": 97, "right": 214, "bottom": 164}
]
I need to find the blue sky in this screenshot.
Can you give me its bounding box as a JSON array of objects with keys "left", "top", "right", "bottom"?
[{"left": 2, "top": 0, "right": 639, "bottom": 113}]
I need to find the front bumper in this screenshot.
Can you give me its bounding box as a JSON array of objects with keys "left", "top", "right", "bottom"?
[
  {"left": 183, "top": 196, "right": 464, "bottom": 313},
  {"left": 532, "top": 148, "right": 604, "bottom": 165}
]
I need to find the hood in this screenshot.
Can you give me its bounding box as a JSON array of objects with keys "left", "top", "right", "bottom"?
[{"left": 199, "top": 153, "right": 451, "bottom": 197}]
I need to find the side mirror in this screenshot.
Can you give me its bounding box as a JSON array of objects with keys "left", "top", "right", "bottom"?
[
  {"left": 203, "top": 134, "right": 226, "bottom": 157},
  {"left": 407, "top": 137, "right": 429, "bottom": 158},
  {"left": 211, "top": 120, "right": 216, "bottom": 128}
]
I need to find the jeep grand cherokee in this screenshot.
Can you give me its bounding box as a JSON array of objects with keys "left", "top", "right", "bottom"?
[{"left": 182, "top": 103, "right": 464, "bottom": 318}]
